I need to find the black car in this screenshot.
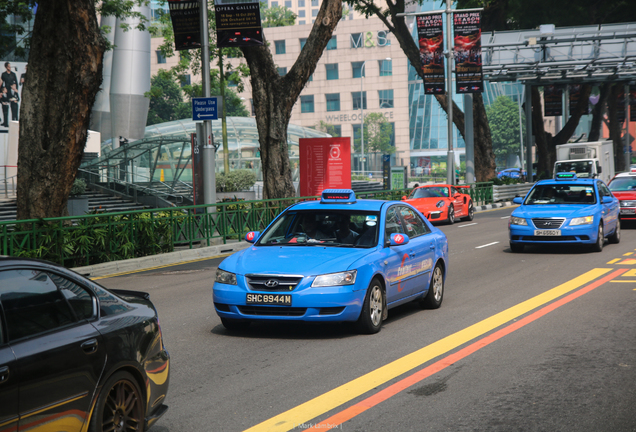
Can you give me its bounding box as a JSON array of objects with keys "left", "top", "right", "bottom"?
[{"left": 0, "top": 257, "right": 169, "bottom": 432}]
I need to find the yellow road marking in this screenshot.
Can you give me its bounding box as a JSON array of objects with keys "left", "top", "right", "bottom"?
[
  {"left": 609, "top": 280, "right": 636, "bottom": 283},
  {"left": 90, "top": 253, "right": 234, "bottom": 280},
  {"left": 623, "top": 252, "right": 633, "bottom": 256},
  {"left": 244, "top": 268, "right": 611, "bottom": 432},
  {"left": 624, "top": 270, "right": 636, "bottom": 277},
  {"left": 607, "top": 258, "right": 621, "bottom": 264}
]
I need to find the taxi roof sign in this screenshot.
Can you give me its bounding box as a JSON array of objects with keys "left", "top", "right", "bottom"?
[
  {"left": 321, "top": 189, "right": 356, "bottom": 204},
  {"left": 555, "top": 172, "right": 578, "bottom": 180}
]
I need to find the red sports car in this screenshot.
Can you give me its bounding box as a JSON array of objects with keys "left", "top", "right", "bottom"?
[
  {"left": 402, "top": 184, "right": 474, "bottom": 224},
  {"left": 608, "top": 171, "right": 636, "bottom": 221}
]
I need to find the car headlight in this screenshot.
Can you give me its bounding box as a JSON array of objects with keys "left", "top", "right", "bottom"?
[
  {"left": 570, "top": 216, "right": 594, "bottom": 226},
  {"left": 215, "top": 269, "right": 237, "bottom": 285},
  {"left": 312, "top": 270, "right": 357, "bottom": 287},
  {"left": 436, "top": 200, "right": 445, "bottom": 208},
  {"left": 509, "top": 216, "right": 527, "bottom": 226}
]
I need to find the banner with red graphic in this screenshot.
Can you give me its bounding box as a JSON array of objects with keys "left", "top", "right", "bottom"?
[
  {"left": 417, "top": 14, "right": 445, "bottom": 94},
  {"left": 453, "top": 12, "right": 483, "bottom": 93},
  {"left": 544, "top": 85, "right": 563, "bottom": 117},
  {"left": 215, "top": 3, "right": 264, "bottom": 47},
  {"left": 299, "top": 138, "right": 351, "bottom": 197}
]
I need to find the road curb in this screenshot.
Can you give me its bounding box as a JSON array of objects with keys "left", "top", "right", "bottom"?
[
  {"left": 72, "top": 241, "right": 251, "bottom": 278},
  {"left": 474, "top": 201, "right": 516, "bottom": 212}
]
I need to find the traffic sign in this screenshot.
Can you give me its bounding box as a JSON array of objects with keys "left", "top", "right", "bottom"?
[{"left": 192, "top": 97, "right": 220, "bottom": 120}]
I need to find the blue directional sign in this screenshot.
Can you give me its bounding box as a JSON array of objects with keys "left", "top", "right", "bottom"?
[{"left": 192, "top": 97, "right": 219, "bottom": 120}]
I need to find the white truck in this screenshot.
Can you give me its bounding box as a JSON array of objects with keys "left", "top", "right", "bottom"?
[{"left": 553, "top": 141, "right": 615, "bottom": 184}]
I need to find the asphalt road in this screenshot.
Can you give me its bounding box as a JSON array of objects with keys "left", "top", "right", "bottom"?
[{"left": 97, "top": 208, "right": 636, "bottom": 432}]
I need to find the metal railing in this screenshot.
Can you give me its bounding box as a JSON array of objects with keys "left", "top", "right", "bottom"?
[{"left": 2, "top": 166, "right": 17, "bottom": 198}]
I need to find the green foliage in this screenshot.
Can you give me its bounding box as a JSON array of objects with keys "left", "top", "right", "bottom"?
[
  {"left": 146, "top": 69, "right": 192, "bottom": 125},
  {"left": 316, "top": 121, "right": 341, "bottom": 137},
  {"left": 364, "top": 113, "right": 395, "bottom": 154},
  {"left": 486, "top": 96, "right": 524, "bottom": 167},
  {"left": 216, "top": 169, "right": 257, "bottom": 192},
  {"left": 260, "top": 1, "right": 297, "bottom": 27},
  {"left": 489, "top": 176, "right": 523, "bottom": 185},
  {"left": 70, "top": 178, "right": 87, "bottom": 196}
]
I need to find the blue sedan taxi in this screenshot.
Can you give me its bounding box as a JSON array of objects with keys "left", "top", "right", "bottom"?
[
  {"left": 213, "top": 189, "right": 449, "bottom": 334},
  {"left": 508, "top": 173, "right": 620, "bottom": 252}
]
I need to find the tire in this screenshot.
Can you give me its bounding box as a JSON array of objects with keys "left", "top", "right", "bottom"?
[
  {"left": 591, "top": 223, "right": 604, "bottom": 252},
  {"left": 447, "top": 205, "right": 455, "bottom": 225},
  {"left": 356, "top": 279, "right": 384, "bottom": 334},
  {"left": 221, "top": 317, "right": 251, "bottom": 330},
  {"left": 510, "top": 242, "right": 524, "bottom": 253},
  {"left": 461, "top": 202, "right": 474, "bottom": 221},
  {"left": 420, "top": 262, "right": 444, "bottom": 309},
  {"left": 89, "top": 371, "right": 145, "bottom": 432},
  {"left": 608, "top": 221, "right": 620, "bottom": 244}
]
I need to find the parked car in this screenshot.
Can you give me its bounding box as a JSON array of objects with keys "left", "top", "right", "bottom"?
[
  {"left": 608, "top": 171, "right": 636, "bottom": 221},
  {"left": 213, "top": 189, "right": 449, "bottom": 334},
  {"left": 0, "top": 257, "right": 170, "bottom": 432},
  {"left": 508, "top": 173, "right": 620, "bottom": 252},
  {"left": 401, "top": 184, "right": 474, "bottom": 224},
  {"left": 498, "top": 168, "right": 526, "bottom": 179}
]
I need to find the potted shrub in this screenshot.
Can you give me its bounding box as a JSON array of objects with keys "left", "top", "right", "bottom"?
[
  {"left": 216, "top": 169, "right": 257, "bottom": 201},
  {"left": 67, "top": 178, "right": 89, "bottom": 216}
]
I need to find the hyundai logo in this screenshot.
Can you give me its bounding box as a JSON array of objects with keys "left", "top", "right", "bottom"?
[{"left": 265, "top": 279, "right": 279, "bottom": 288}]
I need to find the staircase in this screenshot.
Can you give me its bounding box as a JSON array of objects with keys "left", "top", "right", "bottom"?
[
  {"left": 0, "top": 189, "right": 151, "bottom": 222},
  {"left": 351, "top": 180, "right": 384, "bottom": 193}
]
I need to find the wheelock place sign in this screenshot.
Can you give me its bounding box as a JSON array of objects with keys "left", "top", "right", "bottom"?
[{"left": 325, "top": 111, "right": 394, "bottom": 123}]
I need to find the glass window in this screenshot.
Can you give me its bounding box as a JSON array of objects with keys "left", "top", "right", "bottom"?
[
  {"left": 275, "top": 40, "right": 286, "bottom": 55},
  {"left": 524, "top": 184, "right": 597, "bottom": 205},
  {"left": 385, "top": 207, "right": 405, "bottom": 239},
  {"left": 0, "top": 270, "right": 75, "bottom": 341},
  {"left": 311, "top": 0, "right": 318, "bottom": 5},
  {"left": 271, "top": 1, "right": 278, "bottom": 6},
  {"left": 299, "top": 20, "right": 306, "bottom": 24},
  {"left": 408, "top": 186, "right": 450, "bottom": 199},
  {"left": 352, "top": 91, "right": 367, "bottom": 110},
  {"left": 300, "top": 38, "right": 307, "bottom": 49},
  {"left": 326, "top": 36, "right": 337, "bottom": 50},
  {"left": 598, "top": 182, "right": 612, "bottom": 197},
  {"left": 277, "top": 67, "right": 287, "bottom": 76},
  {"left": 379, "top": 89, "right": 394, "bottom": 108},
  {"left": 326, "top": 63, "right": 339, "bottom": 80},
  {"left": 300, "top": 95, "right": 314, "bottom": 113},
  {"left": 312, "top": 9, "right": 319, "bottom": 17},
  {"left": 180, "top": 74, "right": 191, "bottom": 87},
  {"left": 608, "top": 177, "right": 636, "bottom": 192},
  {"left": 285, "top": 0, "right": 292, "bottom": 7},
  {"left": 352, "top": 61, "right": 365, "bottom": 78},
  {"left": 298, "top": 0, "right": 305, "bottom": 6},
  {"left": 332, "top": 125, "right": 341, "bottom": 137},
  {"left": 228, "top": 79, "right": 238, "bottom": 87},
  {"left": 379, "top": 59, "right": 392, "bottom": 76},
  {"left": 350, "top": 33, "right": 363, "bottom": 49},
  {"left": 398, "top": 206, "right": 430, "bottom": 237},
  {"left": 298, "top": 10, "right": 305, "bottom": 17},
  {"left": 326, "top": 93, "right": 340, "bottom": 112},
  {"left": 156, "top": 51, "right": 166, "bottom": 64},
  {"left": 49, "top": 273, "right": 95, "bottom": 321}
]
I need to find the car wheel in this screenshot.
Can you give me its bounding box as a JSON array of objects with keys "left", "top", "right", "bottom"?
[
  {"left": 356, "top": 278, "right": 384, "bottom": 334},
  {"left": 510, "top": 242, "right": 524, "bottom": 253},
  {"left": 461, "top": 201, "right": 474, "bottom": 221},
  {"left": 420, "top": 262, "right": 444, "bottom": 309},
  {"left": 89, "top": 371, "right": 145, "bottom": 432},
  {"left": 608, "top": 221, "right": 620, "bottom": 244},
  {"left": 591, "top": 223, "right": 604, "bottom": 252},
  {"left": 221, "top": 317, "right": 251, "bottom": 330},
  {"left": 447, "top": 205, "right": 455, "bottom": 224}
]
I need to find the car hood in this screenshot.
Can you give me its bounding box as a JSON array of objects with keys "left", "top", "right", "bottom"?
[
  {"left": 612, "top": 191, "right": 636, "bottom": 200},
  {"left": 512, "top": 204, "right": 599, "bottom": 219},
  {"left": 404, "top": 197, "right": 447, "bottom": 208},
  {"left": 220, "top": 245, "right": 375, "bottom": 276}
]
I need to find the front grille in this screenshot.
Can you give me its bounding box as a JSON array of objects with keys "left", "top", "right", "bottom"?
[
  {"left": 620, "top": 201, "right": 636, "bottom": 207},
  {"left": 237, "top": 306, "right": 306, "bottom": 316},
  {"left": 532, "top": 218, "right": 565, "bottom": 229},
  {"left": 246, "top": 274, "right": 303, "bottom": 292}
]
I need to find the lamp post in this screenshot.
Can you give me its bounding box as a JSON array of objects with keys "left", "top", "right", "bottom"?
[{"left": 360, "top": 61, "right": 366, "bottom": 177}]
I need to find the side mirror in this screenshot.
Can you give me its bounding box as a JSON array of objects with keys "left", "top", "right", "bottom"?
[
  {"left": 513, "top": 197, "right": 524, "bottom": 204},
  {"left": 598, "top": 166, "right": 602, "bottom": 173},
  {"left": 389, "top": 233, "right": 410, "bottom": 246},
  {"left": 245, "top": 231, "right": 260, "bottom": 243},
  {"left": 602, "top": 196, "right": 614, "bottom": 204},
  {"left": 401, "top": 196, "right": 407, "bottom": 200}
]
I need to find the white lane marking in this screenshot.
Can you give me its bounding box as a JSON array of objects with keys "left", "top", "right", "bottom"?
[
  {"left": 476, "top": 242, "right": 499, "bottom": 249},
  {"left": 501, "top": 216, "right": 511, "bottom": 219},
  {"left": 458, "top": 223, "right": 478, "bottom": 228}
]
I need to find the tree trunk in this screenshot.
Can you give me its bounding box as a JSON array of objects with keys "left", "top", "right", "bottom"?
[
  {"left": 588, "top": 83, "right": 610, "bottom": 141},
  {"left": 16, "top": 0, "right": 105, "bottom": 220},
  {"left": 606, "top": 84, "right": 626, "bottom": 172},
  {"left": 374, "top": 4, "right": 496, "bottom": 182},
  {"left": 241, "top": 0, "right": 342, "bottom": 199},
  {"left": 531, "top": 86, "right": 551, "bottom": 178}
]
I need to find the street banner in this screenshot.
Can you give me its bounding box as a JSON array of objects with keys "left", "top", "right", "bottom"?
[
  {"left": 416, "top": 14, "right": 445, "bottom": 94},
  {"left": 167, "top": 0, "right": 201, "bottom": 51},
  {"left": 299, "top": 137, "right": 351, "bottom": 197},
  {"left": 617, "top": 87, "right": 626, "bottom": 123},
  {"left": 382, "top": 154, "right": 391, "bottom": 191},
  {"left": 544, "top": 85, "right": 562, "bottom": 117},
  {"left": 215, "top": 2, "right": 264, "bottom": 48},
  {"left": 453, "top": 12, "right": 483, "bottom": 93},
  {"left": 630, "top": 86, "right": 636, "bottom": 122},
  {"left": 569, "top": 84, "right": 581, "bottom": 114},
  {"left": 191, "top": 133, "right": 204, "bottom": 213}
]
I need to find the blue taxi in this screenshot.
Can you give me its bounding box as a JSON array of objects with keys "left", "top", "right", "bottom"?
[
  {"left": 213, "top": 189, "right": 449, "bottom": 334},
  {"left": 508, "top": 173, "right": 620, "bottom": 252}
]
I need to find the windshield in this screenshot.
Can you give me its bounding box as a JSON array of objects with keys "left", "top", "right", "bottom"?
[
  {"left": 524, "top": 184, "right": 597, "bottom": 205},
  {"left": 609, "top": 177, "right": 636, "bottom": 192},
  {"left": 409, "top": 186, "right": 449, "bottom": 199},
  {"left": 554, "top": 161, "right": 593, "bottom": 178},
  {"left": 257, "top": 210, "right": 380, "bottom": 248}
]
